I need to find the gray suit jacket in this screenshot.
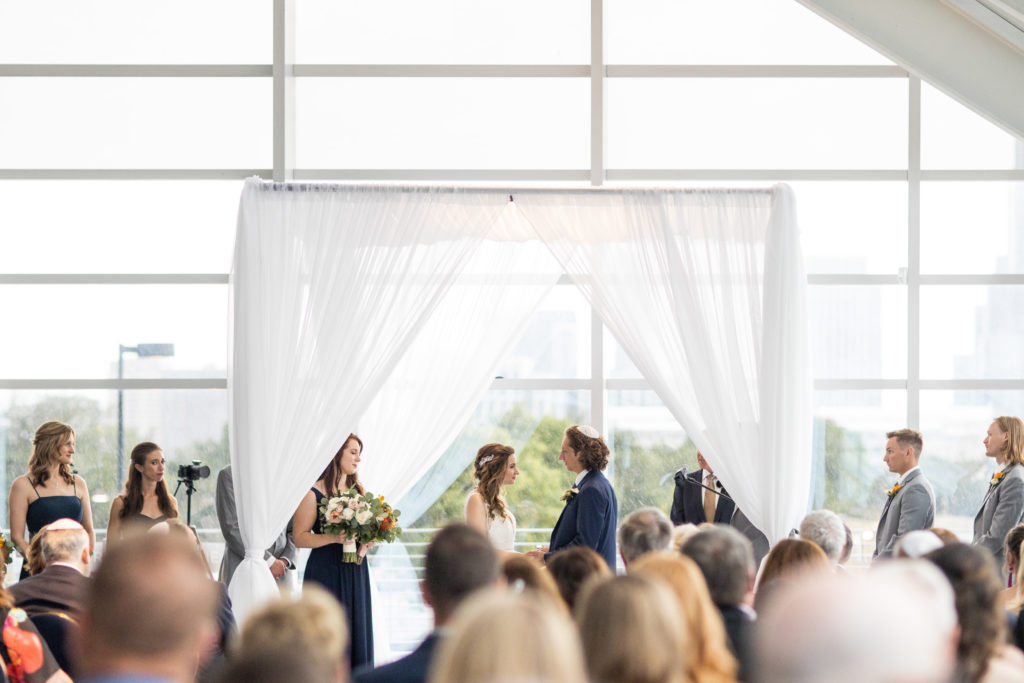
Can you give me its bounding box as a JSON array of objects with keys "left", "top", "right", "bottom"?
[
  {"left": 973, "top": 462, "right": 1024, "bottom": 575},
  {"left": 873, "top": 468, "right": 935, "bottom": 559},
  {"left": 216, "top": 465, "right": 296, "bottom": 585}
]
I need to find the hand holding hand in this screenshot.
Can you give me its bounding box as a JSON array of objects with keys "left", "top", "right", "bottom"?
[{"left": 270, "top": 558, "right": 287, "bottom": 579}]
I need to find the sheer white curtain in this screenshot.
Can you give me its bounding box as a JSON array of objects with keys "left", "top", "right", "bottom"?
[
  {"left": 229, "top": 180, "right": 507, "bottom": 622},
  {"left": 358, "top": 204, "right": 561, "bottom": 502},
  {"left": 515, "top": 185, "right": 810, "bottom": 543}
]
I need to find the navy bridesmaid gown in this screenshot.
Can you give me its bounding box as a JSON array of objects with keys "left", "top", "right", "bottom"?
[
  {"left": 303, "top": 488, "right": 374, "bottom": 669},
  {"left": 21, "top": 480, "right": 83, "bottom": 579}
]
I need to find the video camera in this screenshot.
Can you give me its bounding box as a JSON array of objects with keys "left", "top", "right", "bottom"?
[{"left": 177, "top": 460, "right": 211, "bottom": 483}]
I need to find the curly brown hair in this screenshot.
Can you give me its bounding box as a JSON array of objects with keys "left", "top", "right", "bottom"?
[
  {"left": 564, "top": 426, "right": 609, "bottom": 472},
  {"left": 28, "top": 421, "right": 76, "bottom": 487},
  {"left": 474, "top": 443, "right": 514, "bottom": 521}
]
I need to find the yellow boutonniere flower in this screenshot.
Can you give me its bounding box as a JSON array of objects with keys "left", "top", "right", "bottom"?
[
  {"left": 561, "top": 487, "right": 580, "bottom": 503},
  {"left": 886, "top": 483, "right": 903, "bottom": 499},
  {"left": 990, "top": 471, "right": 1006, "bottom": 487}
]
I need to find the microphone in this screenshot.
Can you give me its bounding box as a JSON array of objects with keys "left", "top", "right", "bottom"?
[{"left": 682, "top": 467, "right": 735, "bottom": 502}]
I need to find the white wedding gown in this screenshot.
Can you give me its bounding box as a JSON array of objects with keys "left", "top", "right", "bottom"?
[{"left": 465, "top": 493, "right": 517, "bottom": 553}]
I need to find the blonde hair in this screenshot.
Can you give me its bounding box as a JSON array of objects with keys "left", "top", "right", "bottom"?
[
  {"left": 630, "top": 553, "right": 737, "bottom": 683},
  {"left": 576, "top": 574, "right": 689, "bottom": 683},
  {"left": 25, "top": 524, "right": 49, "bottom": 575},
  {"left": 993, "top": 416, "right": 1024, "bottom": 466},
  {"left": 429, "top": 588, "right": 587, "bottom": 683},
  {"left": 28, "top": 421, "right": 75, "bottom": 487},
  {"left": 237, "top": 586, "right": 347, "bottom": 678},
  {"left": 473, "top": 443, "right": 514, "bottom": 521}
]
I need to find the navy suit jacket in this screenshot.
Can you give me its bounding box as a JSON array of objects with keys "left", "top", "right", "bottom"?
[
  {"left": 546, "top": 470, "right": 618, "bottom": 570},
  {"left": 670, "top": 469, "right": 736, "bottom": 525},
  {"left": 353, "top": 633, "right": 439, "bottom": 683}
]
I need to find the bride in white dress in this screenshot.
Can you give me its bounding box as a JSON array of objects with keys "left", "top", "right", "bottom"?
[{"left": 465, "top": 443, "right": 519, "bottom": 557}]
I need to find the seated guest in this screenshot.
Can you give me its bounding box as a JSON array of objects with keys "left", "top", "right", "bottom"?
[
  {"left": 839, "top": 523, "right": 853, "bottom": 567},
  {"left": 355, "top": 524, "right": 498, "bottom": 683},
  {"left": 999, "top": 524, "right": 1024, "bottom": 610},
  {"left": 10, "top": 518, "right": 90, "bottom": 620},
  {"left": 630, "top": 553, "right": 738, "bottom": 683},
  {"left": 681, "top": 526, "right": 756, "bottom": 682},
  {"left": 672, "top": 523, "right": 699, "bottom": 553},
  {"left": 428, "top": 589, "right": 586, "bottom": 683},
  {"left": 798, "top": 509, "right": 845, "bottom": 567},
  {"left": 76, "top": 532, "right": 219, "bottom": 683},
  {"left": 215, "top": 647, "right": 336, "bottom": 683},
  {"left": 754, "top": 538, "right": 830, "bottom": 613},
  {"left": 576, "top": 574, "right": 687, "bottom": 683},
  {"left": 232, "top": 585, "right": 347, "bottom": 683},
  {"left": 546, "top": 546, "right": 613, "bottom": 611},
  {"left": 501, "top": 555, "right": 567, "bottom": 612},
  {"left": 894, "top": 529, "right": 944, "bottom": 559},
  {"left": 24, "top": 525, "right": 49, "bottom": 577},
  {"left": 618, "top": 507, "right": 673, "bottom": 569},
  {"left": 0, "top": 581, "right": 70, "bottom": 683},
  {"left": 930, "top": 527, "right": 961, "bottom": 544},
  {"left": 925, "top": 543, "right": 1024, "bottom": 683},
  {"left": 756, "top": 562, "right": 957, "bottom": 683}
]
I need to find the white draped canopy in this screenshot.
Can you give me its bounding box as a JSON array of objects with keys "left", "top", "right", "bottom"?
[{"left": 228, "top": 179, "right": 811, "bottom": 622}]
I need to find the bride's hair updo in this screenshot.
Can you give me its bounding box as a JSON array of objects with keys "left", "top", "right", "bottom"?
[
  {"left": 473, "top": 443, "right": 515, "bottom": 521},
  {"left": 564, "top": 425, "right": 610, "bottom": 472}
]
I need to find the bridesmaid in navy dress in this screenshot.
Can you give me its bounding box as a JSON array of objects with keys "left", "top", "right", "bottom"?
[
  {"left": 8, "top": 421, "right": 95, "bottom": 579},
  {"left": 106, "top": 442, "right": 180, "bottom": 544},
  {"left": 294, "top": 433, "right": 374, "bottom": 669}
]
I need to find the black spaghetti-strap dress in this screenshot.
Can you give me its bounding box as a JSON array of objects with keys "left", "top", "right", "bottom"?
[
  {"left": 303, "top": 488, "right": 373, "bottom": 669},
  {"left": 21, "top": 479, "right": 83, "bottom": 579}
]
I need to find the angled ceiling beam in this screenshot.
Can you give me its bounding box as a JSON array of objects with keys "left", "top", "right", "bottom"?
[{"left": 794, "top": 0, "right": 1024, "bottom": 141}]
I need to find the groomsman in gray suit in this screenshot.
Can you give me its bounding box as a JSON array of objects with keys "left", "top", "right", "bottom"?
[
  {"left": 216, "top": 465, "right": 296, "bottom": 585},
  {"left": 874, "top": 429, "right": 936, "bottom": 560}
]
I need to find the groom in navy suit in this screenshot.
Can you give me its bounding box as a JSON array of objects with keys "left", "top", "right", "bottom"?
[{"left": 529, "top": 425, "right": 618, "bottom": 571}]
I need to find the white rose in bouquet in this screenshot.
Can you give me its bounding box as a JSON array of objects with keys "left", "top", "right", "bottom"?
[
  {"left": 355, "top": 509, "right": 374, "bottom": 525},
  {"left": 341, "top": 508, "right": 355, "bottom": 520}
]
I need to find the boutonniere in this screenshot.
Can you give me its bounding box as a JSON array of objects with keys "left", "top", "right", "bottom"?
[
  {"left": 886, "top": 483, "right": 903, "bottom": 499},
  {"left": 561, "top": 487, "right": 580, "bottom": 503},
  {"left": 990, "top": 471, "right": 1006, "bottom": 487}
]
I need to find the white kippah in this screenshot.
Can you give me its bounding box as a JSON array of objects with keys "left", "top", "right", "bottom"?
[{"left": 576, "top": 425, "right": 600, "bottom": 439}]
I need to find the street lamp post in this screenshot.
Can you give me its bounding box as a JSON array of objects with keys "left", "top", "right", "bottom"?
[{"left": 117, "top": 343, "right": 175, "bottom": 486}]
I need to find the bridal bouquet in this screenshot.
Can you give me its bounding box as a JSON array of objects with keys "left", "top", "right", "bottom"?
[{"left": 319, "top": 487, "right": 402, "bottom": 564}]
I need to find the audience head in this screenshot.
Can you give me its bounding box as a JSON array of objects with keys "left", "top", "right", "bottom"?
[
  {"left": 576, "top": 574, "right": 688, "bottom": 683},
  {"left": 681, "top": 525, "right": 754, "bottom": 608},
  {"left": 472, "top": 443, "right": 516, "bottom": 522},
  {"left": 631, "top": 552, "right": 738, "bottom": 683},
  {"left": 798, "top": 509, "right": 846, "bottom": 564},
  {"left": 925, "top": 543, "right": 1005, "bottom": 683},
  {"left": 429, "top": 588, "right": 586, "bottom": 683},
  {"left": 928, "top": 527, "right": 960, "bottom": 545},
  {"left": 234, "top": 585, "right": 346, "bottom": 683},
  {"left": 618, "top": 507, "right": 673, "bottom": 567},
  {"left": 216, "top": 647, "right": 336, "bottom": 683},
  {"left": 839, "top": 523, "right": 853, "bottom": 565},
  {"left": 756, "top": 562, "right": 957, "bottom": 683},
  {"left": 25, "top": 525, "right": 49, "bottom": 576},
  {"left": 122, "top": 441, "right": 177, "bottom": 519},
  {"left": 423, "top": 524, "right": 498, "bottom": 626},
  {"left": 986, "top": 416, "right": 1024, "bottom": 466},
  {"left": 895, "top": 530, "right": 944, "bottom": 559},
  {"left": 1002, "top": 523, "right": 1024, "bottom": 577},
  {"left": 884, "top": 428, "right": 923, "bottom": 475},
  {"left": 546, "top": 546, "right": 613, "bottom": 611},
  {"left": 29, "top": 420, "right": 75, "bottom": 485},
  {"left": 40, "top": 517, "right": 90, "bottom": 574},
  {"left": 758, "top": 539, "right": 831, "bottom": 587},
  {"left": 79, "top": 532, "right": 218, "bottom": 681},
  {"left": 671, "top": 523, "right": 700, "bottom": 553},
  {"left": 562, "top": 425, "right": 610, "bottom": 473},
  {"left": 501, "top": 555, "right": 567, "bottom": 612}
]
